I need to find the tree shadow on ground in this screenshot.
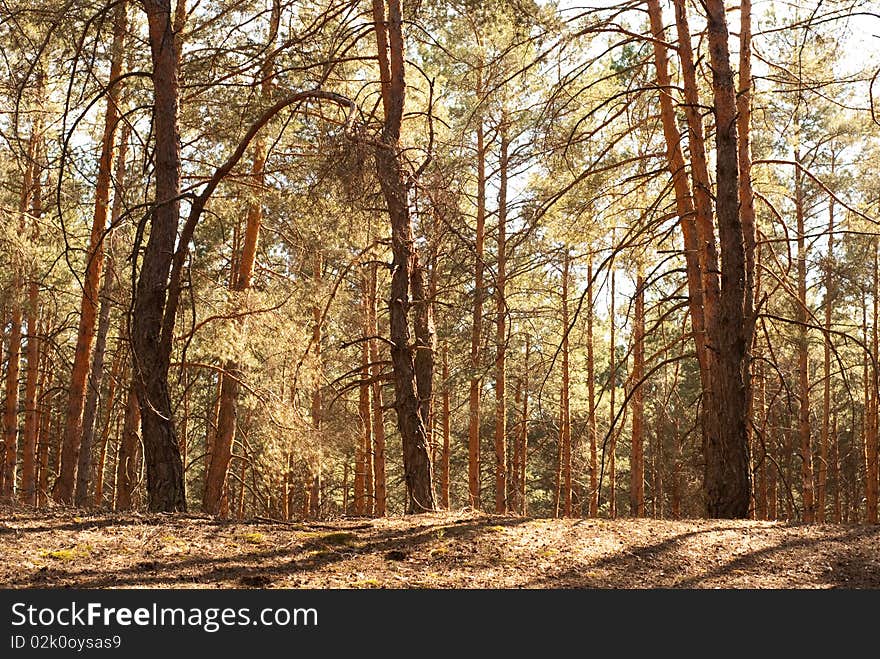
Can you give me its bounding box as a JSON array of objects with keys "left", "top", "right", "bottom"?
[
  {"left": 6, "top": 515, "right": 532, "bottom": 589},
  {"left": 522, "top": 524, "right": 880, "bottom": 589}
]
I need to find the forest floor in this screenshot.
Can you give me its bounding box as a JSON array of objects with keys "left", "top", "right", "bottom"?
[{"left": 1, "top": 505, "right": 879, "bottom": 589}]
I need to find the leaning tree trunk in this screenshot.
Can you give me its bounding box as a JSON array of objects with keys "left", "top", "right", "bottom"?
[{"left": 132, "top": 0, "right": 186, "bottom": 512}]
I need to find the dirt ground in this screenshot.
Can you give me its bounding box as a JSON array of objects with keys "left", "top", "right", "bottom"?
[{"left": 1, "top": 506, "right": 878, "bottom": 589}]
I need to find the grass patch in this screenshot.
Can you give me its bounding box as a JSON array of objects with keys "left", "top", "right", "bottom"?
[{"left": 41, "top": 545, "right": 92, "bottom": 562}]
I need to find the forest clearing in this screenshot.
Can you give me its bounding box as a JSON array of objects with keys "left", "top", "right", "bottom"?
[{"left": 2, "top": 0, "right": 880, "bottom": 598}]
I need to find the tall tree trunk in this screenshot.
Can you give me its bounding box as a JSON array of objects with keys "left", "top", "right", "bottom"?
[
  {"left": 203, "top": 0, "right": 279, "bottom": 515},
  {"left": 75, "top": 122, "right": 129, "bottom": 507},
  {"left": 819, "top": 192, "right": 834, "bottom": 523},
  {"left": 468, "top": 122, "right": 487, "bottom": 511},
  {"left": 53, "top": 3, "right": 127, "bottom": 504},
  {"left": 608, "top": 263, "right": 617, "bottom": 518},
  {"left": 369, "top": 262, "right": 386, "bottom": 515},
  {"left": 561, "top": 249, "right": 572, "bottom": 516},
  {"left": 587, "top": 257, "right": 598, "bottom": 517},
  {"left": 20, "top": 139, "right": 43, "bottom": 505},
  {"left": 521, "top": 337, "right": 530, "bottom": 515},
  {"left": 630, "top": 268, "right": 645, "bottom": 517},
  {"left": 440, "top": 343, "right": 450, "bottom": 508},
  {"left": 868, "top": 241, "right": 880, "bottom": 523},
  {"left": 308, "top": 253, "right": 323, "bottom": 520},
  {"left": 372, "top": 0, "right": 435, "bottom": 513},
  {"left": 131, "top": 0, "right": 186, "bottom": 511},
  {"left": 355, "top": 273, "right": 371, "bottom": 515},
  {"left": 2, "top": 131, "right": 36, "bottom": 502},
  {"left": 795, "top": 148, "right": 814, "bottom": 523},
  {"left": 702, "top": 0, "right": 752, "bottom": 518},
  {"left": 494, "top": 121, "right": 508, "bottom": 514}
]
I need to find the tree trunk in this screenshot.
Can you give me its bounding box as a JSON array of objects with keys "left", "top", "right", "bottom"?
[
  {"left": 608, "top": 263, "right": 616, "bottom": 518},
  {"left": 561, "top": 249, "right": 572, "bottom": 516},
  {"left": 132, "top": 0, "right": 186, "bottom": 512},
  {"left": 468, "top": 122, "right": 487, "bottom": 511},
  {"left": 53, "top": 3, "right": 127, "bottom": 504},
  {"left": 355, "top": 273, "right": 372, "bottom": 515},
  {"left": 587, "top": 257, "right": 598, "bottom": 516},
  {"left": 702, "top": 0, "right": 752, "bottom": 518},
  {"left": 441, "top": 343, "right": 450, "bottom": 508},
  {"left": 115, "top": 382, "right": 140, "bottom": 511},
  {"left": 868, "top": 241, "right": 880, "bottom": 523},
  {"left": 93, "top": 348, "right": 124, "bottom": 508},
  {"left": 795, "top": 147, "right": 814, "bottom": 523},
  {"left": 372, "top": 0, "right": 435, "bottom": 513},
  {"left": 20, "top": 139, "right": 43, "bottom": 505},
  {"left": 630, "top": 269, "right": 645, "bottom": 517},
  {"left": 203, "top": 0, "right": 279, "bottom": 515},
  {"left": 521, "top": 337, "right": 530, "bottom": 515},
  {"left": 36, "top": 367, "right": 53, "bottom": 508},
  {"left": 819, "top": 191, "right": 834, "bottom": 523},
  {"left": 494, "top": 121, "right": 509, "bottom": 514},
  {"left": 368, "top": 263, "right": 387, "bottom": 515}
]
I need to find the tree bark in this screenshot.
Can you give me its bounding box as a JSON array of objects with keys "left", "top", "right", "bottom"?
[
  {"left": 441, "top": 343, "right": 450, "bottom": 508},
  {"left": 54, "top": 3, "right": 127, "bottom": 504},
  {"left": 20, "top": 138, "right": 43, "bottom": 505},
  {"left": 795, "top": 147, "right": 814, "bottom": 523},
  {"left": 702, "top": 0, "right": 752, "bottom": 518},
  {"left": 561, "top": 249, "right": 572, "bottom": 516},
  {"left": 630, "top": 269, "right": 645, "bottom": 517},
  {"left": 369, "top": 262, "right": 386, "bottom": 515},
  {"left": 115, "top": 382, "right": 140, "bottom": 511},
  {"left": 468, "top": 122, "right": 487, "bottom": 511},
  {"left": 203, "top": 0, "right": 279, "bottom": 515},
  {"left": 494, "top": 120, "right": 509, "bottom": 514},
  {"left": 372, "top": 0, "right": 435, "bottom": 513},
  {"left": 608, "top": 263, "right": 617, "bottom": 518},
  {"left": 132, "top": 0, "right": 186, "bottom": 512},
  {"left": 587, "top": 257, "right": 598, "bottom": 517}
]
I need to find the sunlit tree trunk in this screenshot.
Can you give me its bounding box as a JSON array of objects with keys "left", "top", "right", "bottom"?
[
  {"left": 795, "top": 147, "right": 814, "bottom": 523},
  {"left": 468, "top": 121, "right": 487, "bottom": 511},
  {"left": 608, "top": 263, "right": 617, "bottom": 518},
  {"left": 203, "top": 0, "right": 279, "bottom": 515},
  {"left": 494, "top": 121, "right": 509, "bottom": 514},
  {"left": 54, "top": 3, "right": 127, "bottom": 504},
  {"left": 520, "top": 337, "right": 530, "bottom": 515},
  {"left": 440, "top": 343, "right": 450, "bottom": 508},
  {"left": 561, "top": 249, "right": 572, "bottom": 516},
  {"left": 369, "top": 262, "right": 386, "bottom": 515},
  {"left": 20, "top": 139, "right": 43, "bottom": 506},
  {"left": 868, "top": 241, "right": 880, "bottom": 523},
  {"left": 587, "top": 257, "right": 598, "bottom": 517},
  {"left": 630, "top": 268, "right": 645, "bottom": 517},
  {"left": 819, "top": 192, "right": 835, "bottom": 523},
  {"left": 2, "top": 130, "right": 38, "bottom": 502},
  {"left": 355, "top": 273, "right": 371, "bottom": 515}
]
